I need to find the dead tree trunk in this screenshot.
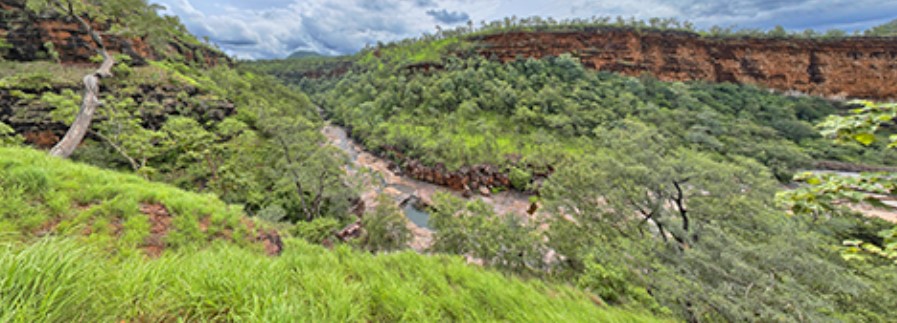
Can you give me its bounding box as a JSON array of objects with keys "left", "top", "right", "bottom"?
[{"left": 49, "top": 12, "right": 114, "bottom": 158}]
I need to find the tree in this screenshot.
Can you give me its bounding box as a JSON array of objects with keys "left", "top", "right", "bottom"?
[
  {"left": 778, "top": 101, "right": 897, "bottom": 263},
  {"left": 542, "top": 120, "right": 777, "bottom": 268},
  {"left": 356, "top": 194, "right": 411, "bottom": 252},
  {"left": 429, "top": 193, "right": 545, "bottom": 274},
  {"left": 90, "top": 98, "right": 168, "bottom": 175},
  {"left": 25, "top": 0, "right": 116, "bottom": 158},
  {"left": 865, "top": 19, "right": 897, "bottom": 36}
]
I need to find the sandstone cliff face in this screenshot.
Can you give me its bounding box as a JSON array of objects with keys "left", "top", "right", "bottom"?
[
  {"left": 0, "top": 0, "right": 228, "bottom": 66},
  {"left": 474, "top": 29, "right": 897, "bottom": 100}
]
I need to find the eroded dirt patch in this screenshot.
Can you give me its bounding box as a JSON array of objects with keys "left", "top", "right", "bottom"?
[
  {"left": 140, "top": 203, "right": 172, "bottom": 258},
  {"left": 34, "top": 217, "right": 62, "bottom": 237},
  {"left": 258, "top": 229, "right": 284, "bottom": 256}
]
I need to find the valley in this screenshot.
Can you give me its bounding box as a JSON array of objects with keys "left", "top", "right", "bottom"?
[{"left": 2, "top": 1, "right": 897, "bottom": 321}]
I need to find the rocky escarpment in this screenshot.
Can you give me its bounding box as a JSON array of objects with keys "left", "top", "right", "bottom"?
[
  {"left": 0, "top": 83, "right": 234, "bottom": 148},
  {"left": 0, "top": 0, "right": 235, "bottom": 148},
  {"left": 474, "top": 29, "right": 897, "bottom": 100},
  {"left": 400, "top": 159, "right": 512, "bottom": 195},
  {"left": 0, "top": 0, "right": 229, "bottom": 67}
]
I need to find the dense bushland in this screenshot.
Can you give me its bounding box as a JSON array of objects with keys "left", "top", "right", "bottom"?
[
  {"left": 1, "top": 57, "right": 356, "bottom": 224},
  {"left": 314, "top": 55, "right": 894, "bottom": 183},
  {"left": 260, "top": 37, "right": 897, "bottom": 321}
]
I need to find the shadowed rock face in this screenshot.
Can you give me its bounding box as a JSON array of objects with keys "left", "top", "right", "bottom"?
[
  {"left": 0, "top": 0, "right": 229, "bottom": 67},
  {"left": 474, "top": 29, "right": 897, "bottom": 100}
]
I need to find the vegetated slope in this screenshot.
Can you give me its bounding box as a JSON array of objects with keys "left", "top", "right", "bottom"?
[
  {"left": 317, "top": 56, "right": 894, "bottom": 188},
  {"left": 0, "top": 146, "right": 282, "bottom": 256},
  {"left": 0, "top": 0, "right": 358, "bottom": 225},
  {"left": 253, "top": 22, "right": 897, "bottom": 322},
  {"left": 259, "top": 21, "right": 897, "bottom": 100},
  {"left": 0, "top": 0, "right": 228, "bottom": 66},
  {"left": 0, "top": 147, "right": 660, "bottom": 322}
]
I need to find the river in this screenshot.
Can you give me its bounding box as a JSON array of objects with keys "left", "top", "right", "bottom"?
[{"left": 322, "top": 124, "right": 538, "bottom": 250}]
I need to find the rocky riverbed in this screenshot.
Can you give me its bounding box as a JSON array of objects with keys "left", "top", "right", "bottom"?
[{"left": 323, "top": 124, "right": 538, "bottom": 251}]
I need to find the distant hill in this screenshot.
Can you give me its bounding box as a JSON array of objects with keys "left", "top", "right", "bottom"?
[{"left": 288, "top": 50, "right": 326, "bottom": 59}]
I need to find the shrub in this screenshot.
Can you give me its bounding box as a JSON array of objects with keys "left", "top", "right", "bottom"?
[
  {"left": 292, "top": 217, "right": 342, "bottom": 244},
  {"left": 508, "top": 166, "right": 533, "bottom": 190},
  {"left": 357, "top": 195, "right": 411, "bottom": 252}
]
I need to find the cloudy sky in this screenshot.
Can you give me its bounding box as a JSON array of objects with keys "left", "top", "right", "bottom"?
[{"left": 153, "top": 0, "right": 897, "bottom": 59}]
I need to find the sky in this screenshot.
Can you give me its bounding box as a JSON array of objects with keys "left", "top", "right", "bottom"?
[{"left": 152, "top": 0, "right": 897, "bottom": 59}]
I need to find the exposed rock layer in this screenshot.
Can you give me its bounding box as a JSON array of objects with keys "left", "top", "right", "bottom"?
[
  {"left": 0, "top": 84, "right": 235, "bottom": 147},
  {"left": 0, "top": 0, "right": 228, "bottom": 66},
  {"left": 474, "top": 29, "right": 897, "bottom": 100}
]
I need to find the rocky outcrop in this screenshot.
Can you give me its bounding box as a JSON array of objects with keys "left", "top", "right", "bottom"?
[
  {"left": 0, "top": 84, "right": 235, "bottom": 147},
  {"left": 474, "top": 28, "right": 897, "bottom": 100},
  {"left": 401, "top": 159, "right": 512, "bottom": 194},
  {"left": 0, "top": 0, "right": 229, "bottom": 67}
]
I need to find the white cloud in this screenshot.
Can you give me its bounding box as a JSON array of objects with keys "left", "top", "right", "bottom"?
[{"left": 151, "top": 0, "right": 897, "bottom": 59}]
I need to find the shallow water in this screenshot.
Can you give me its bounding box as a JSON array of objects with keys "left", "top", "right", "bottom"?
[
  {"left": 403, "top": 204, "right": 431, "bottom": 229},
  {"left": 323, "top": 124, "right": 435, "bottom": 228}
]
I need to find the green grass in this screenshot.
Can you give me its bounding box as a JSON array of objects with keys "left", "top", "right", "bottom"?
[
  {"left": 0, "top": 146, "right": 257, "bottom": 256},
  {"left": 0, "top": 238, "right": 664, "bottom": 322},
  {"left": 0, "top": 146, "right": 663, "bottom": 322},
  {"left": 0, "top": 61, "right": 92, "bottom": 89}
]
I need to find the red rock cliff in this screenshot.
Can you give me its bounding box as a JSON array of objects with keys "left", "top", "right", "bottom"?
[
  {"left": 0, "top": 0, "right": 229, "bottom": 66},
  {"left": 474, "top": 29, "right": 897, "bottom": 100}
]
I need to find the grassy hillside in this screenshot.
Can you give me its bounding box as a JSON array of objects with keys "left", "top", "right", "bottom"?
[
  {"left": 0, "top": 146, "right": 272, "bottom": 255},
  {"left": 2, "top": 238, "right": 667, "bottom": 322},
  {"left": 0, "top": 146, "right": 661, "bottom": 322}
]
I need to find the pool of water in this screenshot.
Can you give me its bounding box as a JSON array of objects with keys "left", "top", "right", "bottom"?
[
  {"left": 324, "top": 124, "right": 441, "bottom": 231},
  {"left": 403, "top": 204, "right": 431, "bottom": 230}
]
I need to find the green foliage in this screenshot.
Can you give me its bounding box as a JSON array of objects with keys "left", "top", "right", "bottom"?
[
  {"left": 865, "top": 19, "right": 897, "bottom": 36},
  {"left": 540, "top": 123, "right": 897, "bottom": 321},
  {"left": 44, "top": 89, "right": 82, "bottom": 124},
  {"left": 356, "top": 195, "right": 411, "bottom": 252},
  {"left": 358, "top": 37, "right": 464, "bottom": 71},
  {"left": 3, "top": 54, "right": 355, "bottom": 224},
  {"left": 250, "top": 36, "right": 897, "bottom": 320},
  {"left": 578, "top": 258, "right": 664, "bottom": 313},
  {"left": 780, "top": 101, "right": 897, "bottom": 264},
  {"left": 314, "top": 56, "right": 860, "bottom": 181},
  {"left": 0, "top": 71, "right": 55, "bottom": 90},
  {"left": 95, "top": 97, "right": 167, "bottom": 174},
  {"left": 508, "top": 166, "right": 532, "bottom": 190},
  {"left": 291, "top": 217, "right": 342, "bottom": 244},
  {"left": 0, "top": 61, "right": 91, "bottom": 88},
  {"left": 0, "top": 36, "right": 10, "bottom": 60},
  {"left": 818, "top": 101, "right": 897, "bottom": 147},
  {"left": 42, "top": 41, "right": 59, "bottom": 63},
  {"left": 430, "top": 193, "right": 545, "bottom": 274},
  {"left": 0, "top": 240, "right": 109, "bottom": 322},
  {"left": 0, "top": 121, "right": 22, "bottom": 146}
]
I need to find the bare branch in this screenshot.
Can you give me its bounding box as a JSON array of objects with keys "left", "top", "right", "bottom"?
[{"left": 49, "top": 1, "right": 116, "bottom": 157}]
